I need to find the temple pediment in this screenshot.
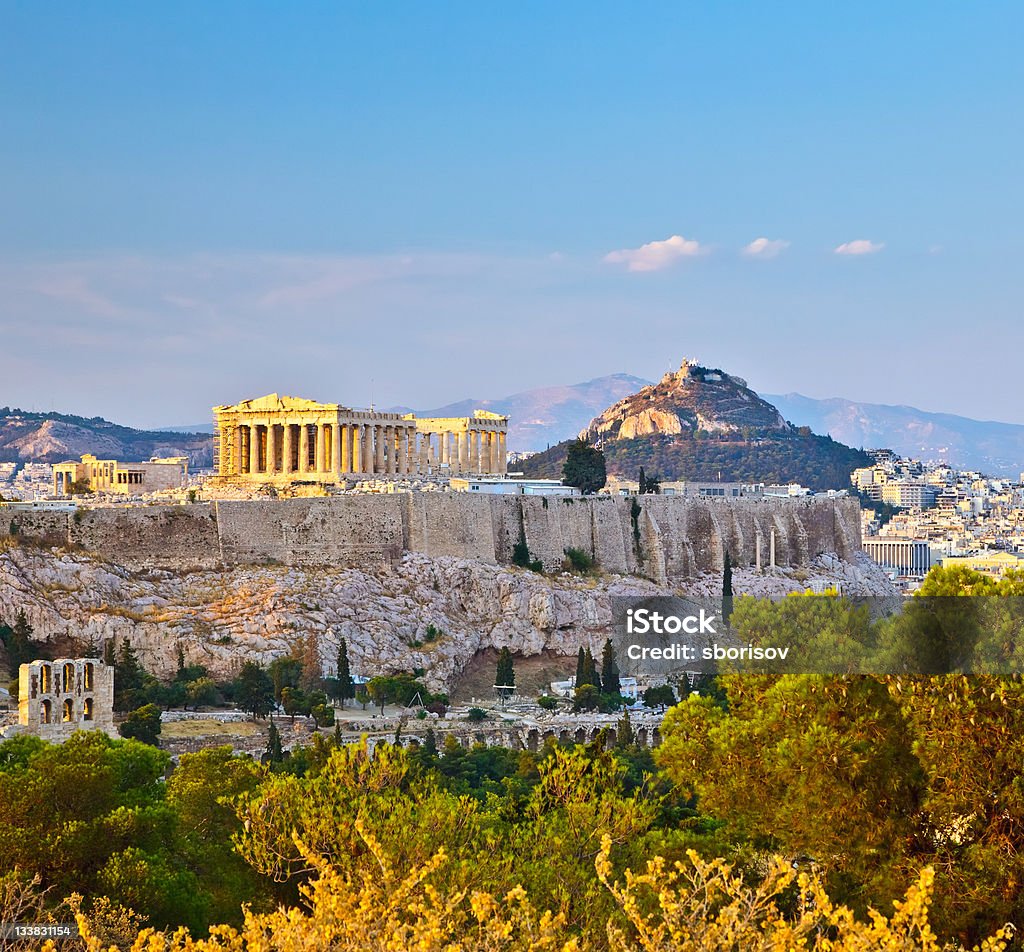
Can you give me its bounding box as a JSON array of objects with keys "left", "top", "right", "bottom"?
[{"left": 220, "top": 394, "right": 338, "bottom": 413}]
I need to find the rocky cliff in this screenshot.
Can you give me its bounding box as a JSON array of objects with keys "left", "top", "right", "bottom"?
[{"left": 0, "top": 543, "right": 896, "bottom": 691}]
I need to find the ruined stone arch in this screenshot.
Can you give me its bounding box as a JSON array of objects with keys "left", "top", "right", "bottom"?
[
  {"left": 83, "top": 697, "right": 94, "bottom": 721},
  {"left": 40, "top": 699, "right": 52, "bottom": 724},
  {"left": 40, "top": 665, "right": 52, "bottom": 694},
  {"left": 84, "top": 663, "right": 94, "bottom": 692},
  {"left": 62, "top": 698, "right": 74, "bottom": 722},
  {"left": 62, "top": 663, "right": 75, "bottom": 693}
]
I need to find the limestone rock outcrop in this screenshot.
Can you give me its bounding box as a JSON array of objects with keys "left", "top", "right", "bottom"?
[
  {"left": 580, "top": 359, "right": 789, "bottom": 443},
  {"left": 0, "top": 542, "right": 895, "bottom": 693}
]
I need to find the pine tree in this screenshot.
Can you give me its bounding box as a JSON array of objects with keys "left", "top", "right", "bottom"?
[
  {"left": 424, "top": 727, "right": 438, "bottom": 757},
  {"left": 336, "top": 639, "right": 354, "bottom": 709},
  {"left": 176, "top": 643, "right": 186, "bottom": 677},
  {"left": 265, "top": 720, "right": 283, "bottom": 764},
  {"left": 600, "top": 639, "right": 620, "bottom": 698},
  {"left": 114, "top": 639, "right": 146, "bottom": 711},
  {"left": 495, "top": 647, "right": 515, "bottom": 700}
]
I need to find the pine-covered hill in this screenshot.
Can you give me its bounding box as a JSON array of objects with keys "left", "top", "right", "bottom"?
[{"left": 521, "top": 430, "right": 871, "bottom": 492}]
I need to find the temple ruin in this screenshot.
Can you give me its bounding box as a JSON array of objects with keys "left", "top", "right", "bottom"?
[{"left": 212, "top": 394, "right": 508, "bottom": 483}]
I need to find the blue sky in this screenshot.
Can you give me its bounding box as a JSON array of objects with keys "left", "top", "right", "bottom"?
[{"left": 2, "top": 3, "right": 1022, "bottom": 427}]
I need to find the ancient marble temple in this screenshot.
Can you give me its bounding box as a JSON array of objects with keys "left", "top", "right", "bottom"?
[{"left": 213, "top": 394, "right": 507, "bottom": 482}]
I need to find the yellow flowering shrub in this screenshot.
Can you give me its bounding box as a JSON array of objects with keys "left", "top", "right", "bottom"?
[{"left": 48, "top": 827, "right": 1011, "bottom": 952}]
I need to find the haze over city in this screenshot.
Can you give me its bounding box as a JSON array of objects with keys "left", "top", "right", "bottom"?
[{"left": 2, "top": 3, "right": 1022, "bottom": 427}]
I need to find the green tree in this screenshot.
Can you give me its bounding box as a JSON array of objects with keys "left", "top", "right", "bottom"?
[
  {"left": 335, "top": 638, "right": 354, "bottom": 708},
  {"left": 267, "top": 656, "right": 303, "bottom": 704},
  {"left": 600, "top": 639, "right": 620, "bottom": 698},
  {"left": 185, "top": 677, "right": 218, "bottom": 710},
  {"left": 574, "top": 647, "right": 586, "bottom": 689},
  {"left": 638, "top": 466, "right": 648, "bottom": 495},
  {"left": 367, "top": 676, "right": 393, "bottom": 714},
  {"left": 235, "top": 662, "right": 275, "bottom": 721},
  {"left": 114, "top": 640, "right": 146, "bottom": 712},
  {"left": 118, "top": 704, "right": 162, "bottom": 746},
  {"left": 722, "top": 550, "right": 734, "bottom": 626},
  {"left": 561, "top": 438, "right": 606, "bottom": 495},
  {"left": 265, "top": 721, "right": 283, "bottom": 764},
  {"left": 643, "top": 683, "right": 676, "bottom": 711},
  {"left": 495, "top": 647, "right": 515, "bottom": 700},
  {"left": 2, "top": 611, "right": 34, "bottom": 675},
  {"left": 616, "top": 707, "right": 635, "bottom": 748},
  {"left": 281, "top": 686, "right": 309, "bottom": 725}
]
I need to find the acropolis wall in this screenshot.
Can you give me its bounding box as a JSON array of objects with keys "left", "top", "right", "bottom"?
[{"left": 8, "top": 494, "right": 861, "bottom": 581}]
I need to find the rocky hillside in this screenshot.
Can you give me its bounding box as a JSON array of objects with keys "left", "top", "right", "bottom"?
[
  {"left": 523, "top": 361, "right": 872, "bottom": 491},
  {"left": 0, "top": 544, "right": 894, "bottom": 692},
  {"left": 581, "top": 361, "right": 788, "bottom": 441},
  {"left": 0, "top": 407, "right": 213, "bottom": 467}
]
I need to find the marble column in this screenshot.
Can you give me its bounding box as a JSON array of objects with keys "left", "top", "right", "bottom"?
[
  {"left": 374, "top": 426, "right": 384, "bottom": 473},
  {"left": 234, "top": 425, "right": 244, "bottom": 475},
  {"left": 331, "top": 423, "right": 341, "bottom": 476},
  {"left": 299, "top": 424, "right": 310, "bottom": 473},
  {"left": 351, "top": 425, "right": 362, "bottom": 474},
  {"left": 457, "top": 432, "right": 467, "bottom": 474},
  {"left": 315, "top": 424, "right": 326, "bottom": 473},
  {"left": 396, "top": 429, "right": 407, "bottom": 475},
  {"left": 249, "top": 425, "right": 260, "bottom": 475},
  {"left": 282, "top": 423, "right": 293, "bottom": 474},
  {"left": 498, "top": 432, "right": 507, "bottom": 474},
  {"left": 340, "top": 424, "right": 351, "bottom": 473},
  {"left": 265, "top": 422, "right": 278, "bottom": 474}
]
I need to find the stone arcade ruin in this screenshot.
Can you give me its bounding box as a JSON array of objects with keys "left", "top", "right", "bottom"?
[{"left": 10, "top": 658, "right": 116, "bottom": 742}]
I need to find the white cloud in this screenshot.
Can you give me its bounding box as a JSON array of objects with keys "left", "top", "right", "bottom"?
[
  {"left": 742, "top": 237, "right": 789, "bottom": 258},
  {"left": 603, "top": 235, "right": 703, "bottom": 272},
  {"left": 834, "top": 239, "right": 884, "bottom": 256}
]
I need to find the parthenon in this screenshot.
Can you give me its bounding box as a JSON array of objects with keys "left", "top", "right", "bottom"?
[{"left": 212, "top": 394, "right": 508, "bottom": 482}]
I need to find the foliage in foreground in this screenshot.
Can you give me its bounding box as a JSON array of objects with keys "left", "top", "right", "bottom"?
[{"left": 57, "top": 827, "right": 1011, "bottom": 952}]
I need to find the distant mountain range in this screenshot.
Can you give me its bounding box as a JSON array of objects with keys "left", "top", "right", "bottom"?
[
  {"left": 10, "top": 375, "right": 1023, "bottom": 478},
  {"left": 411, "top": 374, "right": 650, "bottom": 453},
  {"left": 764, "top": 394, "right": 1024, "bottom": 477},
  {"left": 522, "top": 362, "right": 871, "bottom": 492},
  {"left": 0, "top": 408, "right": 213, "bottom": 467}
]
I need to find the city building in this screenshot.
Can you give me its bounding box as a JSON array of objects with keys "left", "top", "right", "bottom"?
[
  {"left": 212, "top": 394, "right": 508, "bottom": 483},
  {"left": 449, "top": 477, "right": 580, "bottom": 496},
  {"left": 881, "top": 481, "right": 939, "bottom": 510},
  {"left": 941, "top": 552, "right": 1024, "bottom": 577},
  {"left": 53, "top": 454, "right": 189, "bottom": 496}
]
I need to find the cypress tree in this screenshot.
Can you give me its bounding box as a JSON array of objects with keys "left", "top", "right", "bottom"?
[
  {"left": 336, "top": 639, "right": 354, "bottom": 708},
  {"left": 581, "top": 647, "right": 601, "bottom": 693},
  {"left": 495, "top": 647, "right": 515, "bottom": 699},
  {"left": 575, "top": 647, "right": 586, "bottom": 688},
  {"left": 723, "top": 551, "right": 734, "bottom": 626},
  {"left": 616, "top": 707, "right": 634, "bottom": 748},
  {"left": 639, "top": 467, "right": 647, "bottom": 495},
  {"left": 600, "top": 638, "right": 620, "bottom": 697},
  {"left": 265, "top": 720, "right": 283, "bottom": 764}
]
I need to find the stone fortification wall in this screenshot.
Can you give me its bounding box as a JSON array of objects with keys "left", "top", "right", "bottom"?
[{"left": 8, "top": 494, "right": 861, "bottom": 580}]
